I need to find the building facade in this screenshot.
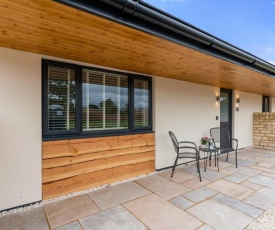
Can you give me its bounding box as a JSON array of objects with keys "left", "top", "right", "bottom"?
[{"left": 1, "top": 0, "right": 275, "bottom": 211}]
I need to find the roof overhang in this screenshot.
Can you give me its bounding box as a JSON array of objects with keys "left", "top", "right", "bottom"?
[{"left": 1, "top": 0, "right": 275, "bottom": 96}]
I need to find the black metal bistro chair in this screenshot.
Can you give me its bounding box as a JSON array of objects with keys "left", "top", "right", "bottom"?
[
  {"left": 210, "top": 127, "right": 238, "bottom": 171},
  {"left": 169, "top": 131, "right": 201, "bottom": 182}
]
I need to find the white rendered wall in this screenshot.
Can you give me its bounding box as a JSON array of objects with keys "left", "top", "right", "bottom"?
[
  {"left": 232, "top": 91, "right": 262, "bottom": 149},
  {"left": 154, "top": 77, "right": 220, "bottom": 169},
  {"left": 0, "top": 47, "right": 42, "bottom": 210}
]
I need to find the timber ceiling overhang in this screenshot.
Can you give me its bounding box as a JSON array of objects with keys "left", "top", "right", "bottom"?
[{"left": 1, "top": 0, "right": 275, "bottom": 96}]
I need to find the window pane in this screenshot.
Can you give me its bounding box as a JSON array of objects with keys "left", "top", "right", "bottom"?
[
  {"left": 134, "top": 78, "right": 150, "bottom": 127},
  {"left": 48, "top": 66, "right": 76, "bottom": 130},
  {"left": 262, "top": 96, "right": 269, "bottom": 112},
  {"left": 220, "top": 92, "right": 229, "bottom": 122},
  {"left": 82, "top": 69, "right": 128, "bottom": 131}
]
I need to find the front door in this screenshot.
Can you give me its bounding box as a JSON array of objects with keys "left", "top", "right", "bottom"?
[{"left": 220, "top": 89, "right": 232, "bottom": 148}]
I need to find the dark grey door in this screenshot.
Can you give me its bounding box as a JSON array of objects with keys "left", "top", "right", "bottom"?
[{"left": 220, "top": 89, "right": 232, "bottom": 148}]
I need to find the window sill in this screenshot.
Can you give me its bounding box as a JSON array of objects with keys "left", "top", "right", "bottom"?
[{"left": 42, "top": 129, "right": 154, "bottom": 141}]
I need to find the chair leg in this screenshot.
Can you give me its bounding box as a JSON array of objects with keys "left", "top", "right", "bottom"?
[
  {"left": 171, "top": 158, "right": 178, "bottom": 177},
  {"left": 197, "top": 157, "right": 202, "bottom": 182},
  {"left": 226, "top": 151, "right": 229, "bottom": 161},
  {"left": 235, "top": 149, "right": 238, "bottom": 168},
  {"left": 217, "top": 150, "right": 219, "bottom": 171},
  {"left": 204, "top": 150, "right": 207, "bottom": 172}
]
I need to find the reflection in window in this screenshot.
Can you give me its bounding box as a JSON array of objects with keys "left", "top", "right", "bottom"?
[
  {"left": 82, "top": 69, "right": 128, "bottom": 130},
  {"left": 48, "top": 66, "right": 76, "bottom": 130},
  {"left": 134, "top": 79, "right": 149, "bottom": 127},
  {"left": 262, "top": 96, "right": 270, "bottom": 112},
  {"left": 220, "top": 93, "right": 229, "bottom": 122}
]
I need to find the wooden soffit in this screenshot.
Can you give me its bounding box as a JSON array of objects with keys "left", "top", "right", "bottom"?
[{"left": 1, "top": 0, "right": 275, "bottom": 96}]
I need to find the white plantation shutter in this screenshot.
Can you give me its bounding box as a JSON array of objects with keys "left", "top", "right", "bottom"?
[
  {"left": 48, "top": 66, "right": 76, "bottom": 131},
  {"left": 82, "top": 69, "right": 128, "bottom": 131},
  {"left": 134, "top": 78, "right": 149, "bottom": 127}
]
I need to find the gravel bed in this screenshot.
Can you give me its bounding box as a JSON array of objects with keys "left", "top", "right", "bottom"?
[{"left": 245, "top": 203, "right": 275, "bottom": 230}]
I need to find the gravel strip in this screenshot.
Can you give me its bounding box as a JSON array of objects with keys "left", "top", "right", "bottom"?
[{"left": 0, "top": 171, "right": 159, "bottom": 217}]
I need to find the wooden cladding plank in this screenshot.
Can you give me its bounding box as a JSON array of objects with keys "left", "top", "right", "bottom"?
[
  {"left": 43, "top": 145, "right": 155, "bottom": 169},
  {"left": 43, "top": 160, "right": 155, "bottom": 199},
  {"left": 43, "top": 151, "right": 155, "bottom": 183},
  {"left": 43, "top": 133, "right": 155, "bottom": 159},
  {"left": 42, "top": 134, "right": 155, "bottom": 199}
]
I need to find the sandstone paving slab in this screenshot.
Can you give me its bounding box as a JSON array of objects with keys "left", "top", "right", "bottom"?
[
  {"left": 79, "top": 205, "right": 146, "bottom": 230},
  {"left": 261, "top": 153, "right": 275, "bottom": 159},
  {"left": 238, "top": 151, "right": 264, "bottom": 157},
  {"left": 159, "top": 169, "right": 197, "bottom": 183},
  {"left": 254, "top": 156, "right": 275, "bottom": 164},
  {"left": 179, "top": 164, "right": 204, "bottom": 175},
  {"left": 212, "top": 193, "right": 263, "bottom": 218},
  {"left": 54, "top": 221, "right": 82, "bottom": 230},
  {"left": 219, "top": 169, "right": 235, "bottom": 175},
  {"left": 202, "top": 159, "right": 232, "bottom": 170},
  {"left": 181, "top": 178, "right": 211, "bottom": 190},
  {"left": 240, "top": 181, "right": 263, "bottom": 191},
  {"left": 0, "top": 207, "right": 49, "bottom": 230},
  {"left": 225, "top": 158, "right": 257, "bottom": 167},
  {"left": 260, "top": 171, "right": 275, "bottom": 179},
  {"left": 250, "top": 165, "right": 275, "bottom": 174},
  {"left": 237, "top": 155, "right": 252, "bottom": 160},
  {"left": 183, "top": 187, "right": 217, "bottom": 203},
  {"left": 247, "top": 174, "right": 275, "bottom": 189},
  {"left": 186, "top": 199, "right": 253, "bottom": 230},
  {"left": 197, "top": 224, "right": 215, "bottom": 230},
  {"left": 257, "top": 162, "right": 275, "bottom": 168},
  {"left": 260, "top": 149, "right": 275, "bottom": 153},
  {"left": 135, "top": 174, "right": 190, "bottom": 200},
  {"left": 182, "top": 165, "right": 226, "bottom": 181},
  {"left": 243, "top": 187, "right": 275, "bottom": 210},
  {"left": 43, "top": 194, "right": 99, "bottom": 229},
  {"left": 88, "top": 182, "right": 151, "bottom": 210},
  {"left": 206, "top": 179, "right": 254, "bottom": 200},
  {"left": 223, "top": 173, "right": 250, "bottom": 183},
  {"left": 124, "top": 194, "right": 202, "bottom": 230},
  {"left": 169, "top": 196, "right": 195, "bottom": 210},
  {"left": 225, "top": 165, "right": 261, "bottom": 177}
]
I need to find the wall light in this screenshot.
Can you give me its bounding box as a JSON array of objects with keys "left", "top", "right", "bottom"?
[
  {"left": 236, "top": 97, "right": 240, "bottom": 112},
  {"left": 216, "top": 96, "right": 220, "bottom": 102}
]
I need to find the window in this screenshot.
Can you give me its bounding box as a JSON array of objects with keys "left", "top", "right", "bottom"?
[
  {"left": 134, "top": 78, "right": 150, "bottom": 127},
  {"left": 262, "top": 96, "right": 270, "bottom": 112},
  {"left": 82, "top": 69, "right": 129, "bottom": 131},
  {"left": 42, "top": 60, "right": 152, "bottom": 139}
]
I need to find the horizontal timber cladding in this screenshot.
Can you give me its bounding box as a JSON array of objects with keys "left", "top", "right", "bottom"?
[
  {"left": 1, "top": 0, "right": 275, "bottom": 97},
  {"left": 42, "top": 133, "right": 155, "bottom": 199}
]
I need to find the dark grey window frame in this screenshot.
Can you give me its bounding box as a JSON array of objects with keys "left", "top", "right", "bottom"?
[
  {"left": 42, "top": 59, "right": 153, "bottom": 140},
  {"left": 262, "top": 96, "right": 270, "bottom": 112}
]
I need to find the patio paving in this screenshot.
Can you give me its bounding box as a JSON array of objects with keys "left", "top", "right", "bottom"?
[{"left": 2, "top": 147, "right": 275, "bottom": 229}]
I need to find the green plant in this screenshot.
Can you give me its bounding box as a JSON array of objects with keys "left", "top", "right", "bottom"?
[{"left": 201, "top": 137, "right": 210, "bottom": 145}]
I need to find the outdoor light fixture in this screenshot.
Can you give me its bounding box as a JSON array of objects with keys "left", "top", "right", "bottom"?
[
  {"left": 216, "top": 96, "right": 220, "bottom": 102},
  {"left": 236, "top": 97, "right": 240, "bottom": 111}
]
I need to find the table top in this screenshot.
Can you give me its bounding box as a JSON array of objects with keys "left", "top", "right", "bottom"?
[{"left": 199, "top": 145, "right": 215, "bottom": 151}]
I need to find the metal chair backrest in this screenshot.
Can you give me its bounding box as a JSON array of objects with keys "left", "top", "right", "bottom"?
[
  {"left": 169, "top": 131, "right": 178, "bottom": 152},
  {"left": 210, "top": 127, "right": 231, "bottom": 149}
]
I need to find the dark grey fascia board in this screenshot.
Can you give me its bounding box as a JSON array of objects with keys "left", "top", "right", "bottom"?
[{"left": 54, "top": 0, "right": 275, "bottom": 77}]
